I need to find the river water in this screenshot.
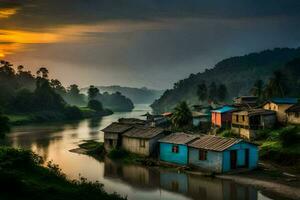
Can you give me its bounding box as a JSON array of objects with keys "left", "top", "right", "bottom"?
[{"left": 4, "top": 104, "right": 274, "bottom": 200}]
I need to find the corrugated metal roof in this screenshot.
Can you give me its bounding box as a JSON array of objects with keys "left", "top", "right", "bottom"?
[
  {"left": 188, "top": 135, "right": 247, "bottom": 151},
  {"left": 158, "top": 132, "right": 198, "bottom": 145},
  {"left": 286, "top": 103, "right": 300, "bottom": 112},
  {"left": 123, "top": 126, "right": 164, "bottom": 139},
  {"left": 118, "top": 118, "right": 146, "bottom": 125},
  {"left": 211, "top": 106, "right": 235, "bottom": 113},
  {"left": 101, "top": 122, "right": 133, "bottom": 133},
  {"left": 270, "top": 98, "right": 298, "bottom": 105},
  {"left": 233, "top": 109, "right": 276, "bottom": 116}
]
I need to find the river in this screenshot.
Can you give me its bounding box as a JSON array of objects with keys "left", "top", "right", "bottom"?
[{"left": 4, "top": 104, "right": 274, "bottom": 200}]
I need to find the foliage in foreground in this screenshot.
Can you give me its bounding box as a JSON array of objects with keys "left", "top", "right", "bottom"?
[
  {"left": 0, "top": 147, "right": 126, "bottom": 200},
  {"left": 258, "top": 126, "right": 300, "bottom": 166},
  {"left": 0, "top": 113, "right": 10, "bottom": 138}
]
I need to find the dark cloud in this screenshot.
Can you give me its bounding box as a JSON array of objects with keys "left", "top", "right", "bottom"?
[{"left": 2, "top": 0, "right": 300, "bottom": 89}]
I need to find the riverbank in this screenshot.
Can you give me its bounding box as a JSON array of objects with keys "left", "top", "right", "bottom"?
[
  {"left": 0, "top": 147, "right": 126, "bottom": 200},
  {"left": 6, "top": 107, "right": 113, "bottom": 126},
  {"left": 72, "top": 140, "right": 300, "bottom": 200}
]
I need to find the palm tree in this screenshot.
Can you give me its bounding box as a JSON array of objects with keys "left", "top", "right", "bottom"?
[
  {"left": 250, "top": 80, "right": 264, "bottom": 101},
  {"left": 171, "top": 101, "right": 193, "bottom": 129},
  {"left": 197, "top": 82, "right": 207, "bottom": 102},
  {"left": 264, "top": 70, "right": 286, "bottom": 98}
]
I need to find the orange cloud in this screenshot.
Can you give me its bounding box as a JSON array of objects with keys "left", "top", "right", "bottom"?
[
  {"left": 0, "top": 29, "right": 61, "bottom": 58},
  {"left": 0, "top": 8, "right": 18, "bottom": 18}
]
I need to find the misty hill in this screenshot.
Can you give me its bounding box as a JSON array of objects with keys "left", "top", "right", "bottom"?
[
  {"left": 151, "top": 47, "right": 300, "bottom": 113},
  {"left": 82, "top": 86, "right": 164, "bottom": 104}
]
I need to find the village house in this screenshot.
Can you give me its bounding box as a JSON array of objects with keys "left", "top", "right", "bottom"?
[
  {"left": 122, "top": 126, "right": 166, "bottom": 157},
  {"left": 286, "top": 103, "right": 300, "bottom": 124},
  {"left": 188, "top": 135, "right": 258, "bottom": 173},
  {"left": 118, "top": 118, "right": 146, "bottom": 125},
  {"left": 234, "top": 96, "right": 258, "bottom": 108},
  {"left": 211, "top": 106, "right": 235, "bottom": 128},
  {"left": 143, "top": 112, "right": 169, "bottom": 127},
  {"left": 263, "top": 98, "right": 298, "bottom": 123},
  {"left": 231, "top": 109, "right": 276, "bottom": 139},
  {"left": 192, "top": 105, "right": 211, "bottom": 128},
  {"left": 102, "top": 122, "right": 133, "bottom": 152},
  {"left": 159, "top": 132, "right": 198, "bottom": 165}
]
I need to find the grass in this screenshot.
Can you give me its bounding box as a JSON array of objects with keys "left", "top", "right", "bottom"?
[
  {"left": 0, "top": 147, "right": 126, "bottom": 200},
  {"left": 259, "top": 126, "right": 300, "bottom": 168},
  {"left": 6, "top": 114, "right": 32, "bottom": 123},
  {"left": 79, "top": 140, "right": 105, "bottom": 157}
]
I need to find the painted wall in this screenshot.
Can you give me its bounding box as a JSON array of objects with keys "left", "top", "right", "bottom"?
[
  {"left": 211, "top": 112, "right": 221, "bottom": 127},
  {"left": 263, "top": 102, "right": 292, "bottom": 123},
  {"left": 222, "top": 142, "right": 258, "bottom": 173},
  {"left": 159, "top": 143, "right": 189, "bottom": 165},
  {"left": 287, "top": 112, "right": 300, "bottom": 124},
  {"left": 122, "top": 134, "right": 164, "bottom": 156},
  {"left": 122, "top": 137, "right": 150, "bottom": 156},
  {"left": 189, "top": 148, "right": 223, "bottom": 173}
]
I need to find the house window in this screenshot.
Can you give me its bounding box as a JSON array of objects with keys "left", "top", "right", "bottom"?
[
  {"left": 236, "top": 115, "right": 239, "bottom": 122},
  {"left": 140, "top": 139, "right": 145, "bottom": 148},
  {"left": 172, "top": 145, "right": 179, "bottom": 153},
  {"left": 108, "top": 139, "right": 113, "bottom": 146},
  {"left": 295, "top": 112, "right": 300, "bottom": 118},
  {"left": 199, "top": 150, "right": 207, "bottom": 160},
  {"left": 242, "top": 116, "right": 245, "bottom": 121}
]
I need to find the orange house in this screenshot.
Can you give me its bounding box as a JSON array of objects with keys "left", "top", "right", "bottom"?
[{"left": 211, "top": 106, "right": 235, "bottom": 128}]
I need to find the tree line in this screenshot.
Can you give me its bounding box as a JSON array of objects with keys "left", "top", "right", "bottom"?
[
  {"left": 196, "top": 82, "right": 228, "bottom": 103},
  {"left": 0, "top": 60, "right": 134, "bottom": 136}
]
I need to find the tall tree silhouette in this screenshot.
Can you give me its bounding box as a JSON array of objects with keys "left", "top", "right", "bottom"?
[
  {"left": 197, "top": 82, "right": 207, "bottom": 102},
  {"left": 171, "top": 101, "right": 192, "bottom": 129},
  {"left": 265, "top": 70, "right": 286, "bottom": 98},
  {"left": 250, "top": 80, "right": 264, "bottom": 101},
  {"left": 88, "top": 85, "right": 100, "bottom": 100}
]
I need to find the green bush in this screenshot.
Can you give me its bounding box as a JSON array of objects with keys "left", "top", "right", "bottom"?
[
  {"left": 0, "top": 147, "right": 126, "bottom": 200},
  {"left": 0, "top": 114, "right": 10, "bottom": 138},
  {"left": 0, "top": 147, "right": 43, "bottom": 169},
  {"left": 88, "top": 100, "right": 103, "bottom": 112},
  {"left": 278, "top": 126, "right": 300, "bottom": 147},
  {"left": 108, "top": 148, "right": 129, "bottom": 159},
  {"left": 64, "top": 106, "right": 83, "bottom": 120},
  {"left": 79, "top": 141, "right": 105, "bottom": 156},
  {"left": 260, "top": 141, "right": 300, "bottom": 165},
  {"left": 220, "top": 130, "right": 237, "bottom": 138}
]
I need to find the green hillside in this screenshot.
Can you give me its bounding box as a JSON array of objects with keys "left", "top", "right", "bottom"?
[{"left": 151, "top": 48, "right": 300, "bottom": 113}]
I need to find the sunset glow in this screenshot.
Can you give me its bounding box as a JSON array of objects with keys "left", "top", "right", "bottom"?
[{"left": 0, "top": 8, "right": 18, "bottom": 18}]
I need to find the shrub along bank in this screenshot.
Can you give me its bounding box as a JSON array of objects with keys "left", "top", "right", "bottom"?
[{"left": 0, "top": 147, "right": 126, "bottom": 200}]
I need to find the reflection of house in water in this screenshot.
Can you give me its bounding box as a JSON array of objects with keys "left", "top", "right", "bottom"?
[
  {"left": 188, "top": 174, "right": 258, "bottom": 200},
  {"left": 160, "top": 171, "right": 188, "bottom": 194},
  {"left": 104, "top": 157, "right": 259, "bottom": 200},
  {"left": 104, "top": 157, "right": 159, "bottom": 190}
]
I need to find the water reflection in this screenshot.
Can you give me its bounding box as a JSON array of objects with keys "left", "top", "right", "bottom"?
[
  {"left": 104, "top": 158, "right": 260, "bottom": 200},
  {"left": 4, "top": 104, "right": 273, "bottom": 200}
]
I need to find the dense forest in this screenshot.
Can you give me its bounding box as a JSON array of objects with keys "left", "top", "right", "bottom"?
[
  {"left": 0, "top": 61, "right": 134, "bottom": 125},
  {"left": 86, "top": 86, "right": 134, "bottom": 112},
  {"left": 82, "top": 85, "right": 163, "bottom": 104},
  {"left": 151, "top": 48, "right": 300, "bottom": 113}
]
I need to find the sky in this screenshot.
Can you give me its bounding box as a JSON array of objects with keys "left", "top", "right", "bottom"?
[{"left": 1, "top": 0, "right": 300, "bottom": 89}]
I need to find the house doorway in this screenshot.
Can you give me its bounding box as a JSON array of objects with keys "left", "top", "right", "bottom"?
[
  {"left": 245, "top": 149, "right": 249, "bottom": 168},
  {"left": 230, "top": 150, "right": 237, "bottom": 169}
]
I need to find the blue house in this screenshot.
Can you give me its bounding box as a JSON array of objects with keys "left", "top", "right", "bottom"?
[
  {"left": 159, "top": 132, "right": 198, "bottom": 165},
  {"left": 188, "top": 135, "right": 258, "bottom": 173}
]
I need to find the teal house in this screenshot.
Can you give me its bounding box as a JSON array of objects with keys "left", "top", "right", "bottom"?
[
  {"left": 159, "top": 132, "right": 198, "bottom": 165},
  {"left": 188, "top": 135, "right": 258, "bottom": 173}
]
